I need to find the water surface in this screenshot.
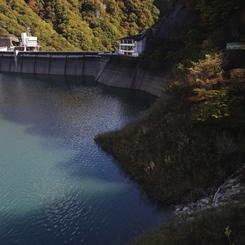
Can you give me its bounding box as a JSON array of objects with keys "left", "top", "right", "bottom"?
[{"left": 0, "top": 73, "right": 171, "bottom": 245}]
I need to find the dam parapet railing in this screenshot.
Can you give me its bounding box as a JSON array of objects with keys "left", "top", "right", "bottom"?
[{"left": 0, "top": 51, "right": 113, "bottom": 77}]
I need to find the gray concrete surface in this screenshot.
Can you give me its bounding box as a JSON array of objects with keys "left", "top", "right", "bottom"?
[{"left": 96, "top": 56, "right": 175, "bottom": 97}]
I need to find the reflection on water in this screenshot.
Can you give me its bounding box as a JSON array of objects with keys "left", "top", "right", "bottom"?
[{"left": 0, "top": 73, "right": 171, "bottom": 245}]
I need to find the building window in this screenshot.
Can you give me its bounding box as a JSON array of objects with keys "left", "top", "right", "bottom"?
[
  {"left": 121, "top": 46, "right": 133, "bottom": 51},
  {"left": 121, "top": 40, "right": 134, "bottom": 44}
]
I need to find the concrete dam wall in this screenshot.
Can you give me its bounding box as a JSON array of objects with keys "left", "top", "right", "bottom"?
[{"left": 0, "top": 52, "right": 101, "bottom": 77}]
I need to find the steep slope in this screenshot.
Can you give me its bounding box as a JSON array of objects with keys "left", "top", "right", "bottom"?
[
  {"left": 0, "top": 0, "right": 160, "bottom": 51},
  {"left": 0, "top": 0, "right": 77, "bottom": 50}
]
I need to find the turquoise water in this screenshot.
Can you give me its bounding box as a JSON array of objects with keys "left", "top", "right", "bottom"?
[{"left": 0, "top": 73, "right": 171, "bottom": 245}]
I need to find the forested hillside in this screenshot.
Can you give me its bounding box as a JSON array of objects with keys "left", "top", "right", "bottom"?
[
  {"left": 1, "top": 0, "right": 244, "bottom": 53},
  {"left": 0, "top": 0, "right": 164, "bottom": 51}
]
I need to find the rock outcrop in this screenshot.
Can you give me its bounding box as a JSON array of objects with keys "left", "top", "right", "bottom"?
[{"left": 174, "top": 164, "right": 245, "bottom": 215}]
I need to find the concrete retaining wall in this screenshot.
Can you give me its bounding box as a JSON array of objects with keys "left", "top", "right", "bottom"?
[{"left": 96, "top": 56, "right": 174, "bottom": 97}]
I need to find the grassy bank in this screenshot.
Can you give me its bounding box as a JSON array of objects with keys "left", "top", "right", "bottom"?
[{"left": 95, "top": 93, "right": 245, "bottom": 204}]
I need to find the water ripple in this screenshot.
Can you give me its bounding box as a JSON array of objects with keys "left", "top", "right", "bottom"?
[{"left": 0, "top": 74, "right": 170, "bottom": 245}]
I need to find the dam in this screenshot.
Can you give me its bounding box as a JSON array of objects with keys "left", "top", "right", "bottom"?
[{"left": 0, "top": 51, "right": 112, "bottom": 77}]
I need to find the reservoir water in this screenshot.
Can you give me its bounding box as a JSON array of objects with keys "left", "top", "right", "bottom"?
[{"left": 0, "top": 73, "right": 170, "bottom": 245}]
